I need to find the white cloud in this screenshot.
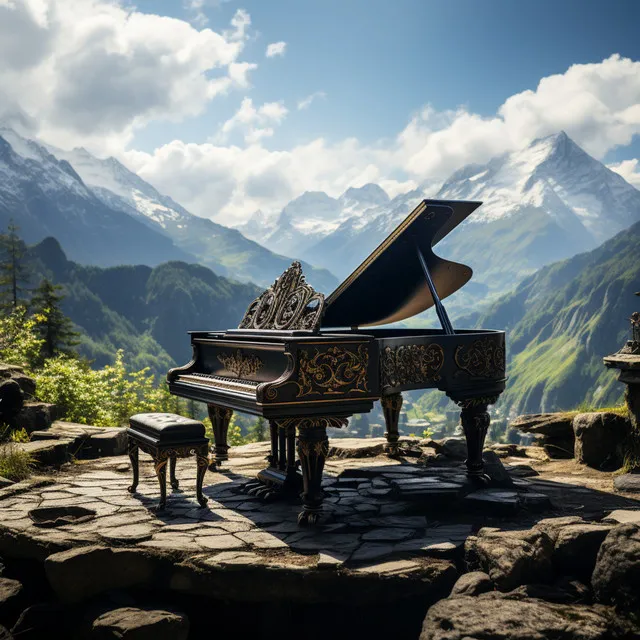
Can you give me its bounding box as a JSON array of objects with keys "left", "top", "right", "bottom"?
[
  {"left": 608, "top": 158, "right": 640, "bottom": 188},
  {"left": 0, "top": 0, "right": 254, "bottom": 154},
  {"left": 214, "top": 97, "right": 288, "bottom": 144},
  {"left": 126, "top": 55, "right": 640, "bottom": 226},
  {"left": 297, "top": 91, "right": 326, "bottom": 110},
  {"left": 265, "top": 41, "right": 286, "bottom": 58}
]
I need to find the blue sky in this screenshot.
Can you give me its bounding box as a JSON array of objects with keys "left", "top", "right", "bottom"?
[
  {"left": 135, "top": 0, "right": 640, "bottom": 164},
  {"left": 2, "top": 0, "right": 640, "bottom": 221}
]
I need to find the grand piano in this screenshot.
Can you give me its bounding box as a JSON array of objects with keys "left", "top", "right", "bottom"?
[{"left": 168, "top": 199, "right": 506, "bottom": 525}]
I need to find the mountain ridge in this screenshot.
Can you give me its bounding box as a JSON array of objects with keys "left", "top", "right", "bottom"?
[{"left": 0, "top": 127, "right": 338, "bottom": 291}]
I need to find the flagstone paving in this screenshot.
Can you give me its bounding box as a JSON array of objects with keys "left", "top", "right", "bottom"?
[{"left": 1, "top": 437, "right": 639, "bottom": 580}]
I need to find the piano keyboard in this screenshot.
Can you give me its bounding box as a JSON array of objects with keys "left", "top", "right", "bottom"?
[{"left": 176, "top": 372, "right": 260, "bottom": 396}]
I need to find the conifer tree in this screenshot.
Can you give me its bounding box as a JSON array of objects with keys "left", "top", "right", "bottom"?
[
  {"left": 30, "top": 278, "right": 80, "bottom": 359},
  {"left": 0, "top": 220, "right": 29, "bottom": 309},
  {"left": 247, "top": 416, "right": 267, "bottom": 442}
]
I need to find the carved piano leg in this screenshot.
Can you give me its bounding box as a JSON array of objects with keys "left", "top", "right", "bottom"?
[
  {"left": 297, "top": 423, "right": 329, "bottom": 527},
  {"left": 381, "top": 393, "right": 403, "bottom": 456},
  {"left": 268, "top": 419, "right": 279, "bottom": 467},
  {"left": 286, "top": 423, "right": 298, "bottom": 484},
  {"left": 127, "top": 440, "right": 139, "bottom": 494},
  {"left": 455, "top": 396, "right": 499, "bottom": 486},
  {"left": 207, "top": 404, "right": 233, "bottom": 468},
  {"left": 195, "top": 445, "right": 209, "bottom": 508},
  {"left": 154, "top": 451, "right": 169, "bottom": 510},
  {"left": 169, "top": 455, "right": 179, "bottom": 491}
]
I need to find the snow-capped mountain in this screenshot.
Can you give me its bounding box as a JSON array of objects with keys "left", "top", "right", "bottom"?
[
  {"left": 236, "top": 183, "right": 397, "bottom": 257},
  {"left": 0, "top": 126, "right": 192, "bottom": 268},
  {"left": 290, "top": 133, "right": 640, "bottom": 306},
  {"left": 0, "top": 127, "right": 337, "bottom": 290}
]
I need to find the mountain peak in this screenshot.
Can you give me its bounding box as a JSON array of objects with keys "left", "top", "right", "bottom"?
[{"left": 339, "top": 183, "right": 389, "bottom": 206}]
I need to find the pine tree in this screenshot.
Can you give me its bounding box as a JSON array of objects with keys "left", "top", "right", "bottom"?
[
  {"left": 30, "top": 279, "right": 80, "bottom": 359},
  {"left": 0, "top": 220, "right": 29, "bottom": 309}
]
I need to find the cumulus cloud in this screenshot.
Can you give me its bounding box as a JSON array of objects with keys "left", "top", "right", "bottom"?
[
  {"left": 265, "top": 41, "right": 286, "bottom": 58},
  {"left": 127, "top": 55, "right": 640, "bottom": 225},
  {"left": 214, "top": 97, "right": 288, "bottom": 144},
  {"left": 0, "top": 0, "right": 255, "bottom": 153},
  {"left": 608, "top": 158, "right": 640, "bottom": 188},
  {"left": 297, "top": 91, "right": 326, "bottom": 110}
]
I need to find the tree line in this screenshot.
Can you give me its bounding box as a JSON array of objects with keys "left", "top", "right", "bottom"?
[{"left": 1, "top": 219, "right": 79, "bottom": 360}]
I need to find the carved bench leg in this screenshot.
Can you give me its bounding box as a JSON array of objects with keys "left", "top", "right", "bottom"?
[
  {"left": 154, "top": 451, "right": 168, "bottom": 510},
  {"left": 382, "top": 393, "right": 403, "bottom": 456},
  {"left": 208, "top": 404, "right": 233, "bottom": 467},
  {"left": 170, "top": 455, "right": 179, "bottom": 491},
  {"left": 297, "top": 424, "right": 329, "bottom": 527},
  {"left": 127, "top": 440, "right": 139, "bottom": 494},
  {"left": 196, "top": 445, "right": 209, "bottom": 508}
]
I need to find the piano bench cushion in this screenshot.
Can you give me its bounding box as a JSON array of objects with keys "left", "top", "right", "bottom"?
[{"left": 128, "top": 413, "right": 205, "bottom": 442}]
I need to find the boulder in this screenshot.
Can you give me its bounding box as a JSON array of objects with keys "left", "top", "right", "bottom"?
[
  {"left": 420, "top": 594, "right": 621, "bottom": 640},
  {"left": 44, "top": 546, "right": 160, "bottom": 603},
  {"left": 449, "top": 571, "right": 493, "bottom": 597},
  {"left": 13, "top": 403, "right": 56, "bottom": 434},
  {"left": 6, "top": 374, "right": 35, "bottom": 400},
  {"left": 0, "top": 381, "right": 23, "bottom": 421},
  {"left": 573, "top": 412, "right": 629, "bottom": 469},
  {"left": 482, "top": 450, "right": 514, "bottom": 487},
  {"left": 592, "top": 523, "right": 640, "bottom": 612},
  {"left": 465, "top": 527, "right": 554, "bottom": 591},
  {"left": 12, "top": 439, "right": 75, "bottom": 466},
  {"left": 0, "top": 578, "right": 23, "bottom": 629},
  {"left": 433, "top": 437, "right": 467, "bottom": 460},
  {"left": 510, "top": 413, "right": 575, "bottom": 459},
  {"left": 534, "top": 517, "right": 613, "bottom": 579},
  {"left": 510, "top": 413, "right": 574, "bottom": 438},
  {"left": 90, "top": 607, "right": 189, "bottom": 640},
  {"left": 613, "top": 473, "right": 640, "bottom": 493},
  {"left": 30, "top": 422, "right": 127, "bottom": 459}
]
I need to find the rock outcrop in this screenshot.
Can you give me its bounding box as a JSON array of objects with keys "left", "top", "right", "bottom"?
[
  {"left": 421, "top": 593, "right": 624, "bottom": 640},
  {"left": 592, "top": 523, "right": 640, "bottom": 613},
  {"left": 573, "top": 412, "right": 629, "bottom": 469},
  {"left": 510, "top": 413, "right": 575, "bottom": 458}
]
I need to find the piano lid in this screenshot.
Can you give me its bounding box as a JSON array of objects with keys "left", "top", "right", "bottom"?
[{"left": 320, "top": 199, "right": 482, "bottom": 328}]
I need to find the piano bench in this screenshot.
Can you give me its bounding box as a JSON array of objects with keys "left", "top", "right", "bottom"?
[{"left": 126, "top": 413, "right": 210, "bottom": 510}]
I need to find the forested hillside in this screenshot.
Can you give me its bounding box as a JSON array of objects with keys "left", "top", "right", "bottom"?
[{"left": 25, "top": 237, "right": 260, "bottom": 374}]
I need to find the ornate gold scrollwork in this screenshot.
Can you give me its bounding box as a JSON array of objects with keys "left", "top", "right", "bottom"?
[
  {"left": 217, "top": 349, "right": 263, "bottom": 378},
  {"left": 238, "top": 261, "right": 325, "bottom": 332},
  {"left": 295, "top": 345, "right": 369, "bottom": 397},
  {"left": 297, "top": 439, "right": 330, "bottom": 457},
  {"left": 455, "top": 338, "right": 505, "bottom": 379},
  {"left": 381, "top": 343, "right": 444, "bottom": 388},
  {"left": 277, "top": 416, "right": 349, "bottom": 431}
]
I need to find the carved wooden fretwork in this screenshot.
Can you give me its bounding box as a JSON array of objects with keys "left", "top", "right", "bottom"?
[
  {"left": 238, "top": 262, "right": 325, "bottom": 332},
  {"left": 381, "top": 343, "right": 444, "bottom": 389},
  {"left": 455, "top": 338, "right": 505, "bottom": 379}
]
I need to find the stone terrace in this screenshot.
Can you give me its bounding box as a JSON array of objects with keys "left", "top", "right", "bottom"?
[{"left": 1, "top": 438, "right": 640, "bottom": 638}]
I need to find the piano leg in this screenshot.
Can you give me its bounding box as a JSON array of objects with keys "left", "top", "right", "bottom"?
[
  {"left": 207, "top": 404, "right": 233, "bottom": 468},
  {"left": 248, "top": 420, "right": 302, "bottom": 499},
  {"left": 454, "top": 396, "right": 499, "bottom": 485},
  {"left": 381, "top": 393, "right": 403, "bottom": 456},
  {"left": 297, "top": 423, "right": 329, "bottom": 526}
]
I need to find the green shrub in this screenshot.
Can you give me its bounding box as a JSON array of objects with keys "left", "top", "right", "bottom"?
[{"left": 0, "top": 443, "right": 33, "bottom": 481}]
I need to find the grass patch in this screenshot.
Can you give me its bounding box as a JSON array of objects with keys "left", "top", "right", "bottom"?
[{"left": 0, "top": 443, "right": 34, "bottom": 482}]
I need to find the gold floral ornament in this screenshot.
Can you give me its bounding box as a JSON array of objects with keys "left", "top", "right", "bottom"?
[
  {"left": 238, "top": 262, "right": 325, "bottom": 331},
  {"left": 217, "top": 349, "right": 263, "bottom": 378},
  {"left": 294, "top": 345, "right": 370, "bottom": 397}
]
